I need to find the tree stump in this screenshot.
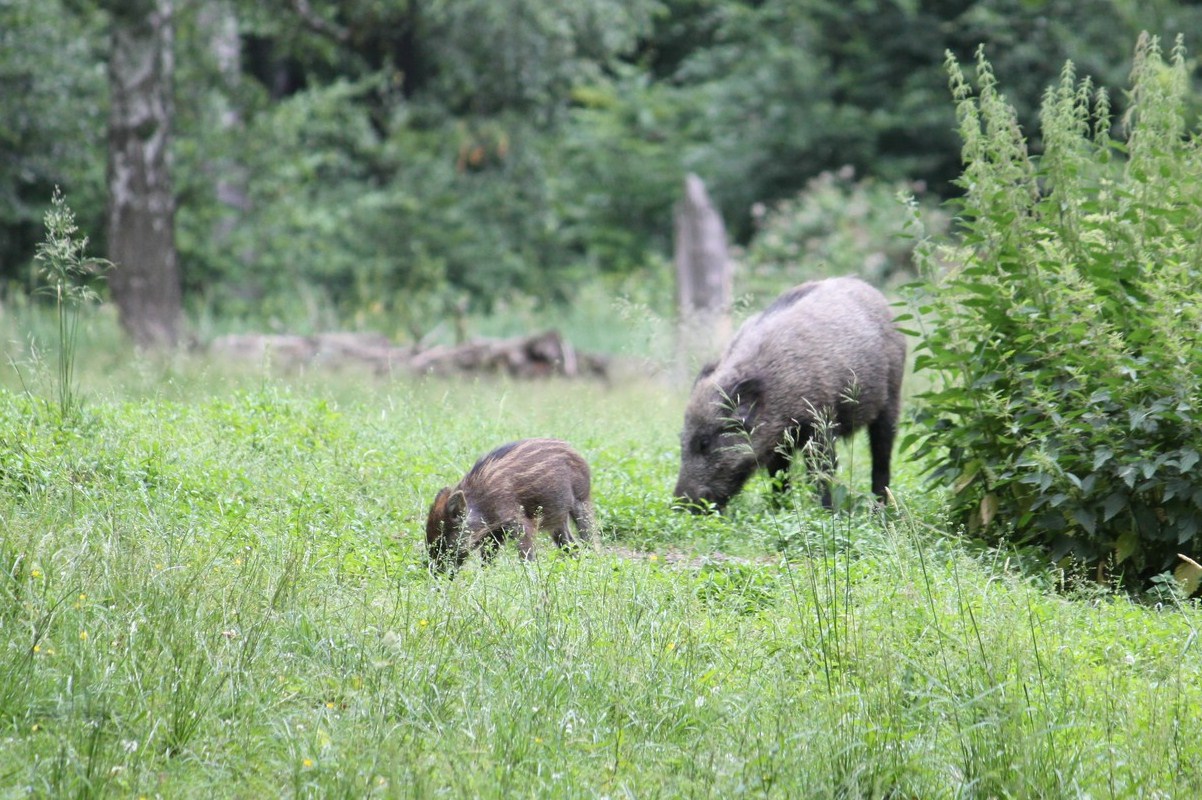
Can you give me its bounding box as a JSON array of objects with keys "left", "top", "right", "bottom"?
[{"left": 674, "top": 174, "right": 732, "bottom": 377}]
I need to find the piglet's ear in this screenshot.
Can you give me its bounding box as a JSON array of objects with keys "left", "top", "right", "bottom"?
[{"left": 446, "top": 490, "right": 467, "bottom": 519}]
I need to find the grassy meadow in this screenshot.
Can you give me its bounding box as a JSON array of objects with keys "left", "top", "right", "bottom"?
[{"left": 1, "top": 303, "right": 1200, "bottom": 799}]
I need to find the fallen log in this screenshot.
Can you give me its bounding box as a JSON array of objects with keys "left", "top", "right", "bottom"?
[{"left": 208, "top": 329, "right": 608, "bottom": 379}]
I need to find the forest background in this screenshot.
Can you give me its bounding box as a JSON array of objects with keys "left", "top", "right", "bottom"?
[
  {"left": 4, "top": 0, "right": 1201, "bottom": 344},
  {"left": 3, "top": 4, "right": 1202, "bottom": 794}
]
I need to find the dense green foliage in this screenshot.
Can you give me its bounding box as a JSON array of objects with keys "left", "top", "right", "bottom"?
[
  {"left": 4, "top": 1, "right": 1201, "bottom": 331},
  {"left": 0, "top": 0, "right": 107, "bottom": 272},
  {"left": 1, "top": 312, "right": 1200, "bottom": 796},
  {"left": 907, "top": 36, "right": 1202, "bottom": 583},
  {"left": 739, "top": 167, "right": 950, "bottom": 306}
]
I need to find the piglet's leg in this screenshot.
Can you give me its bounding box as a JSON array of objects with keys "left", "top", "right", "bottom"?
[
  {"left": 479, "top": 531, "right": 503, "bottom": 563},
  {"left": 569, "top": 500, "right": 599, "bottom": 552},
  {"left": 553, "top": 527, "right": 577, "bottom": 551},
  {"left": 517, "top": 519, "right": 538, "bottom": 561},
  {"left": 551, "top": 512, "right": 578, "bottom": 550}
]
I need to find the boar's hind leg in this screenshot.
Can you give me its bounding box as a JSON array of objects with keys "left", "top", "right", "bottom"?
[
  {"left": 566, "top": 500, "right": 597, "bottom": 550},
  {"left": 867, "top": 413, "right": 897, "bottom": 501},
  {"left": 550, "top": 522, "right": 577, "bottom": 551},
  {"left": 550, "top": 510, "right": 578, "bottom": 550}
]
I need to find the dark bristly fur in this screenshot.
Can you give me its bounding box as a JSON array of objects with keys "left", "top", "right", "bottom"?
[
  {"left": 425, "top": 438, "right": 596, "bottom": 572},
  {"left": 674, "top": 276, "right": 906, "bottom": 511}
]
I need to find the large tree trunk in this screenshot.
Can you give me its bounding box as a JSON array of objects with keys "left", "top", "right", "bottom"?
[
  {"left": 674, "top": 173, "right": 732, "bottom": 373},
  {"left": 106, "top": 0, "right": 182, "bottom": 348}
]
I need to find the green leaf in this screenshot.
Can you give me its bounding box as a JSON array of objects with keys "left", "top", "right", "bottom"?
[
  {"left": 1115, "top": 530, "right": 1140, "bottom": 564},
  {"left": 1103, "top": 492, "right": 1128, "bottom": 522},
  {"left": 1177, "top": 516, "right": 1199, "bottom": 544},
  {"left": 952, "top": 463, "right": 981, "bottom": 495},
  {"left": 1117, "top": 465, "right": 1137, "bottom": 489},
  {"left": 1071, "top": 507, "right": 1097, "bottom": 536},
  {"left": 979, "top": 493, "right": 999, "bottom": 528}
]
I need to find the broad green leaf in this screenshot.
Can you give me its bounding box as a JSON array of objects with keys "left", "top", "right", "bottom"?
[{"left": 1115, "top": 530, "right": 1140, "bottom": 564}]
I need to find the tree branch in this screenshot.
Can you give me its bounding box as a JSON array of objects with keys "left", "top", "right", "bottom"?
[{"left": 290, "top": 0, "right": 349, "bottom": 44}]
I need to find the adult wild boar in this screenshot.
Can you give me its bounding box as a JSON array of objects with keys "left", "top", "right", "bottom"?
[
  {"left": 674, "top": 276, "right": 905, "bottom": 510},
  {"left": 425, "top": 438, "right": 596, "bottom": 572}
]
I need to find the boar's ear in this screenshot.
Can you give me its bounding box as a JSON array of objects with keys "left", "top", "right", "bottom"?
[
  {"left": 693, "top": 361, "right": 718, "bottom": 386},
  {"left": 728, "top": 377, "right": 763, "bottom": 429},
  {"left": 430, "top": 486, "right": 451, "bottom": 510},
  {"left": 446, "top": 490, "right": 467, "bottom": 520}
]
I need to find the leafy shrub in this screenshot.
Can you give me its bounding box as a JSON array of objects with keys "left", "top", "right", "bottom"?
[
  {"left": 739, "top": 166, "right": 948, "bottom": 304},
  {"left": 906, "top": 35, "right": 1202, "bottom": 586}
]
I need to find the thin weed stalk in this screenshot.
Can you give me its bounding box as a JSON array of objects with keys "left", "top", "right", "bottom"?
[
  {"left": 891, "top": 491, "right": 974, "bottom": 776},
  {"left": 1022, "top": 582, "right": 1060, "bottom": 775},
  {"left": 32, "top": 188, "right": 110, "bottom": 425}
]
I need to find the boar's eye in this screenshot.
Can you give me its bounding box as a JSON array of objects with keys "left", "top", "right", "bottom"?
[{"left": 693, "top": 434, "right": 713, "bottom": 455}]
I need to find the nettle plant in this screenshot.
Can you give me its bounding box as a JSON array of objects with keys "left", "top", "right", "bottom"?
[{"left": 906, "top": 35, "right": 1202, "bottom": 585}]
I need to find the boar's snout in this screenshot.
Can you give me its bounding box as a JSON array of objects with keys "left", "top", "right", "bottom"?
[
  {"left": 425, "top": 528, "right": 467, "bottom": 574},
  {"left": 672, "top": 480, "right": 722, "bottom": 514}
]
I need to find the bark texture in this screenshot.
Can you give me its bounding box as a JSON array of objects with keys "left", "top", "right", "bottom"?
[
  {"left": 674, "top": 173, "right": 732, "bottom": 369},
  {"left": 106, "top": 0, "right": 182, "bottom": 348},
  {"left": 208, "top": 330, "right": 610, "bottom": 379}
]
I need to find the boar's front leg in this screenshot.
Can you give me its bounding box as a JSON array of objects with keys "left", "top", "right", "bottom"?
[
  {"left": 478, "top": 529, "right": 505, "bottom": 563},
  {"left": 764, "top": 448, "right": 793, "bottom": 505},
  {"left": 801, "top": 430, "right": 839, "bottom": 509}
]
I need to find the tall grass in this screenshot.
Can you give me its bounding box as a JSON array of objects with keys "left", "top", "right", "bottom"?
[
  {"left": 23, "top": 189, "right": 110, "bottom": 424},
  {"left": 0, "top": 306, "right": 1199, "bottom": 797}
]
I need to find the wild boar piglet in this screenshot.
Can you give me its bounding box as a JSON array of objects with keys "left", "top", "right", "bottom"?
[{"left": 426, "top": 438, "right": 596, "bottom": 572}]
